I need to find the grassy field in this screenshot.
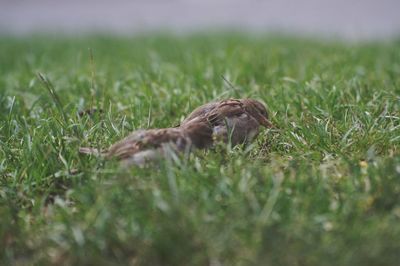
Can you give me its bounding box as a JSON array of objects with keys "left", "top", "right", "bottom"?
[{"left": 0, "top": 34, "right": 399, "bottom": 265}]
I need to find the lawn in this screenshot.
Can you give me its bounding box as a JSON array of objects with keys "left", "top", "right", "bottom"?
[{"left": 0, "top": 33, "right": 399, "bottom": 265}]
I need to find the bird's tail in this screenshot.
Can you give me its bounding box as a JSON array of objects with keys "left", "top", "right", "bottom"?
[{"left": 79, "top": 147, "right": 104, "bottom": 157}]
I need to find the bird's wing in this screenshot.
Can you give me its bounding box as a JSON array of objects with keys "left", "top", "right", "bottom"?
[
  {"left": 206, "top": 99, "right": 246, "bottom": 126},
  {"left": 181, "top": 118, "right": 213, "bottom": 149},
  {"left": 183, "top": 99, "right": 246, "bottom": 125},
  {"left": 106, "top": 128, "right": 186, "bottom": 160},
  {"left": 182, "top": 102, "right": 218, "bottom": 124}
]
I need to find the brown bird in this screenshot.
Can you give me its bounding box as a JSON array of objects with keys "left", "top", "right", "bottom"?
[
  {"left": 182, "top": 98, "right": 272, "bottom": 146},
  {"left": 79, "top": 98, "right": 272, "bottom": 166},
  {"left": 79, "top": 118, "right": 212, "bottom": 167}
]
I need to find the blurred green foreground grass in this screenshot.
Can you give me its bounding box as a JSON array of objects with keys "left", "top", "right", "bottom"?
[{"left": 0, "top": 34, "right": 399, "bottom": 265}]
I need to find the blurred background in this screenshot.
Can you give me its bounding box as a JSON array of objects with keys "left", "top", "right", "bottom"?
[{"left": 1, "top": 0, "right": 400, "bottom": 40}]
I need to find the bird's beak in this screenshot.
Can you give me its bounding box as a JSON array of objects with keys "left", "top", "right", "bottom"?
[{"left": 259, "top": 116, "right": 274, "bottom": 128}]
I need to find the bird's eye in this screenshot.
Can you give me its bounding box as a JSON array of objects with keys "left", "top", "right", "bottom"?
[{"left": 256, "top": 107, "right": 267, "bottom": 118}]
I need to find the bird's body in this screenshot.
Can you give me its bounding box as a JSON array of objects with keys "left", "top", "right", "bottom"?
[
  {"left": 80, "top": 119, "right": 213, "bottom": 166},
  {"left": 79, "top": 98, "right": 272, "bottom": 166},
  {"left": 183, "top": 98, "right": 272, "bottom": 145}
]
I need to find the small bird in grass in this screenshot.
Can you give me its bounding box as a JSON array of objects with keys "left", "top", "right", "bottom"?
[
  {"left": 182, "top": 98, "right": 273, "bottom": 145},
  {"left": 79, "top": 98, "right": 272, "bottom": 166},
  {"left": 79, "top": 119, "right": 213, "bottom": 167}
]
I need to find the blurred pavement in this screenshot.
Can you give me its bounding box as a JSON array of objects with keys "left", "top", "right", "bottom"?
[{"left": 1, "top": 0, "right": 400, "bottom": 39}]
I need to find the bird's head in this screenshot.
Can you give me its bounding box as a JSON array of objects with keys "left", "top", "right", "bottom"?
[{"left": 241, "top": 99, "right": 273, "bottom": 128}]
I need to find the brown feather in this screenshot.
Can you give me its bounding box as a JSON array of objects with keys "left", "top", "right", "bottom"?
[
  {"left": 106, "top": 128, "right": 189, "bottom": 160},
  {"left": 79, "top": 98, "right": 272, "bottom": 166}
]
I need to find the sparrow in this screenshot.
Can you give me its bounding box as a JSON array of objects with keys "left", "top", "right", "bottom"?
[
  {"left": 79, "top": 98, "right": 272, "bottom": 166},
  {"left": 79, "top": 118, "right": 213, "bottom": 166},
  {"left": 182, "top": 98, "right": 272, "bottom": 146}
]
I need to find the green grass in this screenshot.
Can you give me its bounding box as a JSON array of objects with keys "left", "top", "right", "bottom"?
[{"left": 0, "top": 33, "right": 399, "bottom": 265}]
